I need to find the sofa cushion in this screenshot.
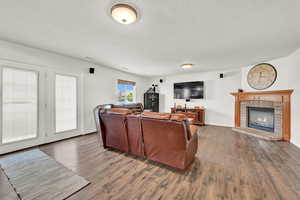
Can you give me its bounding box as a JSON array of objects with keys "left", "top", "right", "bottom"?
[{"left": 141, "top": 112, "right": 170, "bottom": 120}]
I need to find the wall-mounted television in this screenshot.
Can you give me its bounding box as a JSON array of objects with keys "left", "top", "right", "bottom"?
[{"left": 174, "top": 81, "right": 204, "bottom": 99}]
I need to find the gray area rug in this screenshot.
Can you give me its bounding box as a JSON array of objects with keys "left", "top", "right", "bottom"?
[{"left": 0, "top": 149, "right": 90, "bottom": 200}]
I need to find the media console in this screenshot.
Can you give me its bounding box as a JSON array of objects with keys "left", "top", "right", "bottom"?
[{"left": 171, "top": 107, "right": 205, "bottom": 126}]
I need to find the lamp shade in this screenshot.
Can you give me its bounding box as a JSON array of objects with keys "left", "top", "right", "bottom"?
[{"left": 111, "top": 4, "right": 137, "bottom": 24}]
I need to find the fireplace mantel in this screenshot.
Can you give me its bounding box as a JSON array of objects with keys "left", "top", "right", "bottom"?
[{"left": 231, "top": 90, "right": 293, "bottom": 141}]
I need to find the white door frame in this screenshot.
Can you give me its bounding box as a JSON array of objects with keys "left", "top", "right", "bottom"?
[
  {"left": 0, "top": 60, "right": 46, "bottom": 153},
  {"left": 0, "top": 59, "right": 84, "bottom": 155}
]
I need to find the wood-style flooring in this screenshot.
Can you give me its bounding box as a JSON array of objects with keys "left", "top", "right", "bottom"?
[{"left": 1, "top": 126, "right": 300, "bottom": 200}]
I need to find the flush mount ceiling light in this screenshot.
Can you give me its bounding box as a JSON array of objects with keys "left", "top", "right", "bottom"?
[
  {"left": 111, "top": 3, "right": 138, "bottom": 24},
  {"left": 181, "top": 64, "right": 193, "bottom": 69}
]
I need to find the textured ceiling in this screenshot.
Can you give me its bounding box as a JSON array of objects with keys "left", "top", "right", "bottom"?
[{"left": 0, "top": 0, "right": 300, "bottom": 76}]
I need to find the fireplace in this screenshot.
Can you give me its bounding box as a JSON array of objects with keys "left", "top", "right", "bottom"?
[
  {"left": 247, "top": 107, "right": 275, "bottom": 132},
  {"left": 231, "top": 90, "right": 293, "bottom": 141}
]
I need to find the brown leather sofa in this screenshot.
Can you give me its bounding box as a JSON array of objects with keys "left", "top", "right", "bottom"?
[{"left": 94, "top": 105, "right": 198, "bottom": 170}]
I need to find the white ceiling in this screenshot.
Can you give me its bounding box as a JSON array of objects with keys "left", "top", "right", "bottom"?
[{"left": 0, "top": 0, "right": 300, "bottom": 76}]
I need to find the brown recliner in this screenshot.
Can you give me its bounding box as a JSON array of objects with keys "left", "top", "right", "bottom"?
[
  {"left": 141, "top": 112, "right": 198, "bottom": 170},
  {"left": 99, "top": 109, "right": 131, "bottom": 152}
]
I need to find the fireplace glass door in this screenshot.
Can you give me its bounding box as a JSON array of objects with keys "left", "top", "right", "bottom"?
[{"left": 247, "top": 107, "right": 275, "bottom": 132}]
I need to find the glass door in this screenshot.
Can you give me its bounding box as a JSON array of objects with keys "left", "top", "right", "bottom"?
[
  {"left": 1, "top": 67, "right": 38, "bottom": 144},
  {"left": 0, "top": 63, "right": 82, "bottom": 154},
  {"left": 55, "top": 74, "right": 78, "bottom": 133}
]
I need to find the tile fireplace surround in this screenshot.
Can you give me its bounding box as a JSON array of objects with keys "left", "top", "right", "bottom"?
[{"left": 231, "top": 90, "right": 293, "bottom": 141}]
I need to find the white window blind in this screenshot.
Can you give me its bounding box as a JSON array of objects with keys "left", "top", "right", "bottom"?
[
  {"left": 55, "top": 74, "right": 77, "bottom": 133},
  {"left": 2, "top": 67, "right": 38, "bottom": 144}
]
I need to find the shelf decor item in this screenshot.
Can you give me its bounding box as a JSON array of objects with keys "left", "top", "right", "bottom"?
[
  {"left": 144, "top": 92, "right": 159, "bottom": 112},
  {"left": 247, "top": 63, "right": 277, "bottom": 90}
]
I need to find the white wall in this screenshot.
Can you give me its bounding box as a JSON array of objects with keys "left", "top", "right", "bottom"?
[
  {"left": 241, "top": 49, "right": 300, "bottom": 147},
  {"left": 0, "top": 40, "right": 150, "bottom": 154},
  {"left": 151, "top": 69, "right": 242, "bottom": 127}
]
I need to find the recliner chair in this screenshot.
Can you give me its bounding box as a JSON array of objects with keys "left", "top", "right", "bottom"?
[
  {"left": 99, "top": 109, "right": 131, "bottom": 152},
  {"left": 141, "top": 112, "right": 198, "bottom": 170}
]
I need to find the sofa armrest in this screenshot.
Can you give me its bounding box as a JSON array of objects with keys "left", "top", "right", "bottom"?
[
  {"left": 189, "top": 125, "right": 198, "bottom": 140},
  {"left": 184, "top": 127, "right": 198, "bottom": 169},
  {"left": 187, "top": 128, "right": 198, "bottom": 154},
  {"left": 93, "top": 105, "right": 107, "bottom": 148}
]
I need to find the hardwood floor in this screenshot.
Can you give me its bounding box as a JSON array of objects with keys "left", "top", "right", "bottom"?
[{"left": 1, "top": 126, "right": 300, "bottom": 200}]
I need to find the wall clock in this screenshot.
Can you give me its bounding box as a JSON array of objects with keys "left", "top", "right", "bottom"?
[{"left": 247, "top": 63, "right": 277, "bottom": 90}]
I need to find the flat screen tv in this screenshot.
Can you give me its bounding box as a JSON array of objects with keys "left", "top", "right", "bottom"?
[{"left": 174, "top": 81, "right": 204, "bottom": 99}]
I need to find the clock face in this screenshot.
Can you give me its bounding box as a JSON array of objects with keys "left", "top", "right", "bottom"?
[{"left": 247, "top": 63, "right": 277, "bottom": 90}]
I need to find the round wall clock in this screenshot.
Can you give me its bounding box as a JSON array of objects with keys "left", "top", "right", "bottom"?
[{"left": 247, "top": 63, "right": 277, "bottom": 90}]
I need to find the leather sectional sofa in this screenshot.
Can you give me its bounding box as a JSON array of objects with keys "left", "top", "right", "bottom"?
[{"left": 94, "top": 103, "right": 198, "bottom": 170}]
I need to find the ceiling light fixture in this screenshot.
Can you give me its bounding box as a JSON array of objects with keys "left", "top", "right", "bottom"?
[
  {"left": 181, "top": 64, "right": 193, "bottom": 69},
  {"left": 111, "top": 3, "right": 137, "bottom": 24}
]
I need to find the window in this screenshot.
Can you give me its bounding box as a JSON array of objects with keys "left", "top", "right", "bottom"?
[
  {"left": 55, "top": 74, "right": 77, "bottom": 133},
  {"left": 117, "top": 79, "right": 136, "bottom": 103},
  {"left": 2, "top": 67, "right": 38, "bottom": 143}
]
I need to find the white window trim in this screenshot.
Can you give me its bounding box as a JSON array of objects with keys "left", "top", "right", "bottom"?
[
  {"left": 116, "top": 80, "right": 137, "bottom": 104},
  {"left": 0, "top": 60, "right": 47, "bottom": 153}
]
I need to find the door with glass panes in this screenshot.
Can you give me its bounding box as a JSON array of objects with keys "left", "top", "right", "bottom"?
[{"left": 0, "top": 65, "right": 79, "bottom": 153}]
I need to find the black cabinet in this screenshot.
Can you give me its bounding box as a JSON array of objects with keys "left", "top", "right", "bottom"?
[{"left": 144, "top": 93, "right": 159, "bottom": 112}]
